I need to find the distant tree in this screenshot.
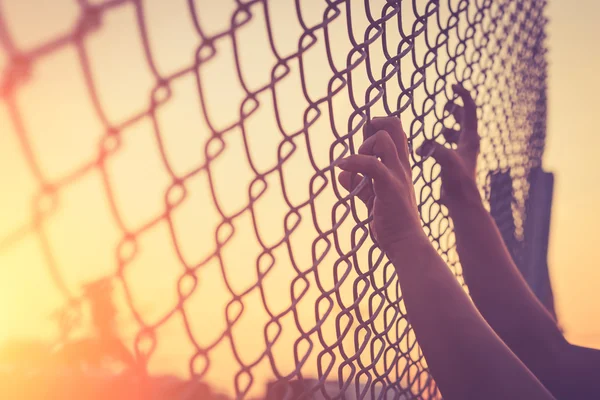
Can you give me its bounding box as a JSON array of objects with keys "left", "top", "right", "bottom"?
[{"left": 55, "top": 277, "right": 136, "bottom": 371}]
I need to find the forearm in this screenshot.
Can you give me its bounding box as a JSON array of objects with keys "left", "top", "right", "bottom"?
[
  {"left": 557, "top": 344, "right": 600, "bottom": 397},
  {"left": 449, "top": 198, "right": 566, "bottom": 382},
  {"left": 388, "top": 236, "right": 554, "bottom": 400}
]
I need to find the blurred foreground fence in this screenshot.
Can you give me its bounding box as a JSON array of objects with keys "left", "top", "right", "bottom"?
[{"left": 0, "top": 0, "right": 547, "bottom": 398}]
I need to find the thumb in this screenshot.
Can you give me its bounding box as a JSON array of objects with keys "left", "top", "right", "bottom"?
[{"left": 417, "top": 140, "right": 464, "bottom": 188}]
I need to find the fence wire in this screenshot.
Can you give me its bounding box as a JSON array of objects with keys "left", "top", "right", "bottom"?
[{"left": 0, "top": 0, "right": 547, "bottom": 398}]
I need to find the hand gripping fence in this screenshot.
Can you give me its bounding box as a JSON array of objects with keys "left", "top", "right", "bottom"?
[{"left": 0, "top": 0, "right": 547, "bottom": 399}]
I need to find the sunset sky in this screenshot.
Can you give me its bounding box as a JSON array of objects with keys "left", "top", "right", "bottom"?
[
  {"left": 0, "top": 0, "right": 598, "bottom": 397},
  {"left": 545, "top": 0, "right": 600, "bottom": 348}
]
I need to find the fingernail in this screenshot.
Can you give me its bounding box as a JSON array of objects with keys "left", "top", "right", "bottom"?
[
  {"left": 416, "top": 140, "right": 436, "bottom": 158},
  {"left": 336, "top": 158, "right": 349, "bottom": 168}
]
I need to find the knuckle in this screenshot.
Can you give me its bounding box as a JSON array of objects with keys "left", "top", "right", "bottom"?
[
  {"left": 375, "top": 129, "right": 394, "bottom": 145},
  {"left": 372, "top": 116, "right": 403, "bottom": 132},
  {"left": 358, "top": 135, "right": 375, "bottom": 154}
]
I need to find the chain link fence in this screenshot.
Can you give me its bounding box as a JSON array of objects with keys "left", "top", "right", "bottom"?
[{"left": 0, "top": 0, "right": 547, "bottom": 398}]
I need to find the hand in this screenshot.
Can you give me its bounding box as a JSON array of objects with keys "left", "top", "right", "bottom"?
[
  {"left": 336, "top": 117, "right": 426, "bottom": 253},
  {"left": 416, "top": 84, "right": 482, "bottom": 208}
]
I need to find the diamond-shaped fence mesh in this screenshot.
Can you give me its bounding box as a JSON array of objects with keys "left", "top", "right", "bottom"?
[{"left": 0, "top": 0, "right": 546, "bottom": 398}]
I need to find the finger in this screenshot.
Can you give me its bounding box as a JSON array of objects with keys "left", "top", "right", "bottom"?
[
  {"left": 452, "top": 84, "right": 477, "bottom": 131},
  {"left": 444, "top": 101, "right": 464, "bottom": 125},
  {"left": 358, "top": 130, "right": 403, "bottom": 174},
  {"left": 336, "top": 154, "right": 391, "bottom": 184},
  {"left": 338, "top": 171, "right": 374, "bottom": 205},
  {"left": 441, "top": 127, "right": 461, "bottom": 145},
  {"left": 363, "top": 116, "right": 409, "bottom": 163},
  {"left": 417, "top": 140, "right": 463, "bottom": 186}
]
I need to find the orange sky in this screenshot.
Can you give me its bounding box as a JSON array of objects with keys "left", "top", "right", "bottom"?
[
  {"left": 545, "top": 0, "right": 600, "bottom": 348},
  {"left": 0, "top": 0, "right": 598, "bottom": 397}
]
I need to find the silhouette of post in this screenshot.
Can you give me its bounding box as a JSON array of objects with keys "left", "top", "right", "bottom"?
[
  {"left": 489, "top": 168, "right": 556, "bottom": 319},
  {"left": 523, "top": 167, "right": 557, "bottom": 319}
]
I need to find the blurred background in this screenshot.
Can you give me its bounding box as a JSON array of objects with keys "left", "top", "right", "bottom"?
[
  {"left": 545, "top": 0, "right": 600, "bottom": 350},
  {"left": 0, "top": 0, "right": 598, "bottom": 398}
]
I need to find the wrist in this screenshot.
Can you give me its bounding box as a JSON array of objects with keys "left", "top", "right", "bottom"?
[
  {"left": 385, "top": 233, "right": 435, "bottom": 268},
  {"left": 445, "top": 179, "right": 485, "bottom": 217}
]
